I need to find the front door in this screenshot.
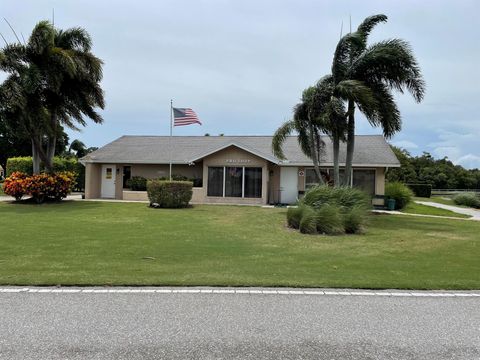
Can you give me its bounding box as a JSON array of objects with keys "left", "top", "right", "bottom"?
[
  {"left": 280, "top": 167, "right": 298, "bottom": 204},
  {"left": 101, "top": 165, "right": 116, "bottom": 198}
]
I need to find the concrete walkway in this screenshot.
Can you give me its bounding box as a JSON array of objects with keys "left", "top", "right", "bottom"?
[{"left": 416, "top": 200, "right": 480, "bottom": 220}]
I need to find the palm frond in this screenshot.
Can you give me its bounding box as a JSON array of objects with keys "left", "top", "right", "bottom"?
[
  {"left": 350, "top": 39, "right": 425, "bottom": 102},
  {"left": 272, "top": 120, "right": 296, "bottom": 159},
  {"left": 331, "top": 32, "right": 364, "bottom": 82},
  {"left": 334, "top": 79, "right": 378, "bottom": 118},
  {"left": 55, "top": 27, "right": 92, "bottom": 52}
]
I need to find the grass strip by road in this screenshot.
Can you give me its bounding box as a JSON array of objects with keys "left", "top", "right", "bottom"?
[
  {"left": 0, "top": 201, "right": 479, "bottom": 289},
  {"left": 402, "top": 202, "right": 470, "bottom": 218}
]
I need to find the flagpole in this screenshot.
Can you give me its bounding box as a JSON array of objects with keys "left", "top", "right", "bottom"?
[{"left": 169, "top": 99, "right": 173, "bottom": 181}]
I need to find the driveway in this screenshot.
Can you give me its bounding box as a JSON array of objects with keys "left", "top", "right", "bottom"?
[
  {"left": 0, "top": 287, "right": 479, "bottom": 359},
  {"left": 416, "top": 200, "right": 480, "bottom": 220}
]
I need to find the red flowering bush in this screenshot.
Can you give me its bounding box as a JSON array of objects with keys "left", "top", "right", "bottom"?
[
  {"left": 2, "top": 171, "right": 76, "bottom": 203},
  {"left": 2, "top": 172, "right": 28, "bottom": 201}
]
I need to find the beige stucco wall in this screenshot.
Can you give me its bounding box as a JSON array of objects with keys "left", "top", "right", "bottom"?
[
  {"left": 85, "top": 163, "right": 101, "bottom": 199},
  {"left": 123, "top": 190, "right": 148, "bottom": 201},
  {"left": 268, "top": 164, "right": 281, "bottom": 204}
]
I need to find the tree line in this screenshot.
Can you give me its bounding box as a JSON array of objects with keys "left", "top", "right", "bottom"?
[{"left": 387, "top": 146, "right": 480, "bottom": 190}]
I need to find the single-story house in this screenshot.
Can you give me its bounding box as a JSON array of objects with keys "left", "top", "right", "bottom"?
[{"left": 80, "top": 135, "right": 400, "bottom": 205}]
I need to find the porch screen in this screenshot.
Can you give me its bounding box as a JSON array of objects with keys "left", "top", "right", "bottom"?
[
  {"left": 353, "top": 169, "right": 376, "bottom": 195},
  {"left": 207, "top": 167, "right": 224, "bottom": 196},
  {"left": 225, "top": 167, "right": 243, "bottom": 197},
  {"left": 244, "top": 167, "right": 262, "bottom": 198}
]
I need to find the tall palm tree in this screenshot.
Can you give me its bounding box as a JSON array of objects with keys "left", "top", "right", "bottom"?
[
  {"left": 0, "top": 20, "right": 105, "bottom": 173},
  {"left": 331, "top": 14, "right": 425, "bottom": 186}
]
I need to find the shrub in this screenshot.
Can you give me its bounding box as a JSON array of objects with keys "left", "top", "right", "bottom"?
[
  {"left": 315, "top": 204, "right": 344, "bottom": 235},
  {"left": 2, "top": 172, "right": 28, "bottom": 201},
  {"left": 147, "top": 180, "right": 193, "bottom": 208},
  {"left": 2, "top": 171, "right": 75, "bottom": 203},
  {"left": 287, "top": 204, "right": 308, "bottom": 229},
  {"left": 385, "top": 182, "right": 413, "bottom": 210},
  {"left": 6, "top": 157, "right": 32, "bottom": 176},
  {"left": 299, "top": 205, "right": 317, "bottom": 234},
  {"left": 343, "top": 205, "right": 368, "bottom": 234},
  {"left": 126, "top": 176, "right": 147, "bottom": 191},
  {"left": 302, "top": 185, "right": 370, "bottom": 209},
  {"left": 6, "top": 157, "right": 85, "bottom": 191},
  {"left": 453, "top": 193, "right": 480, "bottom": 209},
  {"left": 407, "top": 183, "right": 432, "bottom": 198},
  {"left": 290, "top": 185, "right": 370, "bottom": 235}
]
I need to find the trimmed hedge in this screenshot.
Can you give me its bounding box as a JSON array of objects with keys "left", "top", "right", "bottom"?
[
  {"left": 147, "top": 180, "right": 193, "bottom": 208},
  {"left": 406, "top": 183, "right": 432, "bottom": 198},
  {"left": 126, "top": 176, "right": 147, "bottom": 191},
  {"left": 6, "top": 156, "right": 85, "bottom": 191},
  {"left": 385, "top": 182, "right": 414, "bottom": 210}
]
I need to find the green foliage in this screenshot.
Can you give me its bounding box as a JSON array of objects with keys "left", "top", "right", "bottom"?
[
  {"left": 299, "top": 205, "right": 317, "bottom": 234},
  {"left": 6, "top": 157, "right": 33, "bottom": 175},
  {"left": 385, "top": 182, "right": 413, "bottom": 210},
  {"left": 315, "top": 204, "right": 344, "bottom": 235},
  {"left": 147, "top": 180, "right": 193, "bottom": 208},
  {"left": 302, "top": 185, "right": 370, "bottom": 209},
  {"left": 453, "top": 193, "right": 480, "bottom": 209},
  {"left": 407, "top": 183, "right": 432, "bottom": 198},
  {"left": 287, "top": 204, "right": 307, "bottom": 229},
  {"left": 287, "top": 185, "right": 370, "bottom": 235},
  {"left": 158, "top": 174, "right": 202, "bottom": 188},
  {"left": 343, "top": 206, "right": 368, "bottom": 234},
  {"left": 387, "top": 146, "right": 480, "bottom": 190},
  {"left": 126, "top": 176, "right": 147, "bottom": 191}
]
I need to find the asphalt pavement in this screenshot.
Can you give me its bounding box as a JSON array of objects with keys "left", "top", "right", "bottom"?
[{"left": 0, "top": 288, "right": 479, "bottom": 359}]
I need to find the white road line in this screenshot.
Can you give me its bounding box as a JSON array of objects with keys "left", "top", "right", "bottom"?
[{"left": 0, "top": 288, "right": 479, "bottom": 297}]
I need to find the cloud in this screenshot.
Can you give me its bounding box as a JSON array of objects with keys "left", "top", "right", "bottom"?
[
  {"left": 391, "top": 140, "right": 419, "bottom": 150},
  {"left": 456, "top": 154, "right": 480, "bottom": 169}
]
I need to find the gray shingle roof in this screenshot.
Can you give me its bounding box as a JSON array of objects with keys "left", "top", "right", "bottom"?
[{"left": 82, "top": 135, "right": 400, "bottom": 167}]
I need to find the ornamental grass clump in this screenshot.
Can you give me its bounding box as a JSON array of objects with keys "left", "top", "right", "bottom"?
[
  {"left": 287, "top": 185, "right": 370, "bottom": 235},
  {"left": 453, "top": 193, "right": 480, "bottom": 209},
  {"left": 385, "top": 182, "right": 414, "bottom": 210}
]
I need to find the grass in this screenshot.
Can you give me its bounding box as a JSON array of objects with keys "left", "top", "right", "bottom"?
[
  {"left": 0, "top": 201, "right": 479, "bottom": 289},
  {"left": 414, "top": 196, "right": 456, "bottom": 206},
  {"left": 402, "top": 202, "right": 471, "bottom": 218}
]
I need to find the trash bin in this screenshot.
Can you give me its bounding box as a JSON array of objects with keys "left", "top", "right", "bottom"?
[{"left": 387, "top": 198, "right": 396, "bottom": 211}]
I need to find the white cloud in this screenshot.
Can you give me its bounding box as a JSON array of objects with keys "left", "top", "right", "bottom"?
[
  {"left": 391, "top": 140, "right": 419, "bottom": 150},
  {"left": 456, "top": 154, "right": 480, "bottom": 169}
]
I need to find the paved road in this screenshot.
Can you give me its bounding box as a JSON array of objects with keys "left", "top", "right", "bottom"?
[{"left": 0, "top": 289, "right": 479, "bottom": 359}]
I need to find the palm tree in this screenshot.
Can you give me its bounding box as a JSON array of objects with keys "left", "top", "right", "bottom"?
[
  {"left": 0, "top": 20, "right": 105, "bottom": 173},
  {"left": 331, "top": 14, "right": 425, "bottom": 186},
  {"left": 272, "top": 86, "right": 329, "bottom": 185}
]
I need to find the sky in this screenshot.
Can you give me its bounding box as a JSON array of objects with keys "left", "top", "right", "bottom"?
[{"left": 2, "top": 0, "right": 480, "bottom": 168}]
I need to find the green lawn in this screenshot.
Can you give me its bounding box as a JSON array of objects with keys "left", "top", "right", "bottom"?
[
  {"left": 0, "top": 201, "right": 479, "bottom": 289},
  {"left": 402, "top": 202, "right": 470, "bottom": 218},
  {"left": 415, "top": 196, "right": 457, "bottom": 206}
]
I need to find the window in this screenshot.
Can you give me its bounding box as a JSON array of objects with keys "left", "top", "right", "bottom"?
[
  {"left": 207, "top": 167, "right": 224, "bottom": 196},
  {"left": 353, "top": 169, "right": 376, "bottom": 195},
  {"left": 105, "top": 168, "right": 112, "bottom": 179},
  {"left": 305, "top": 168, "right": 338, "bottom": 188},
  {"left": 207, "top": 166, "right": 262, "bottom": 198},
  {"left": 122, "top": 166, "right": 131, "bottom": 188},
  {"left": 225, "top": 167, "right": 243, "bottom": 197},
  {"left": 244, "top": 167, "right": 262, "bottom": 198}
]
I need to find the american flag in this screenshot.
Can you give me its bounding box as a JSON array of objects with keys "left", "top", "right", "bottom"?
[{"left": 173, "top": 108, "right": 202, "bottom": 126}]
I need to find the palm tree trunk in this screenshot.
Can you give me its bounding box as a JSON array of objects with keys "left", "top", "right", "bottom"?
[
  {"left": 343, "top": 99, "right": 355, "bottom": 187},
  {"left": 31, "top": 135, "right": 51, "bottom": 173},
  {"left": 308, "top": 123, "right": 324, "bottom": 185},
  {"left": 32, "top": 140, "right": 40, "bottom": 174},
  {"left": 45, "top": 111, "right": 57, "bottom": 173},
  {"left": 333, "top": 134, "right": 340, "bottom": 187}
]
